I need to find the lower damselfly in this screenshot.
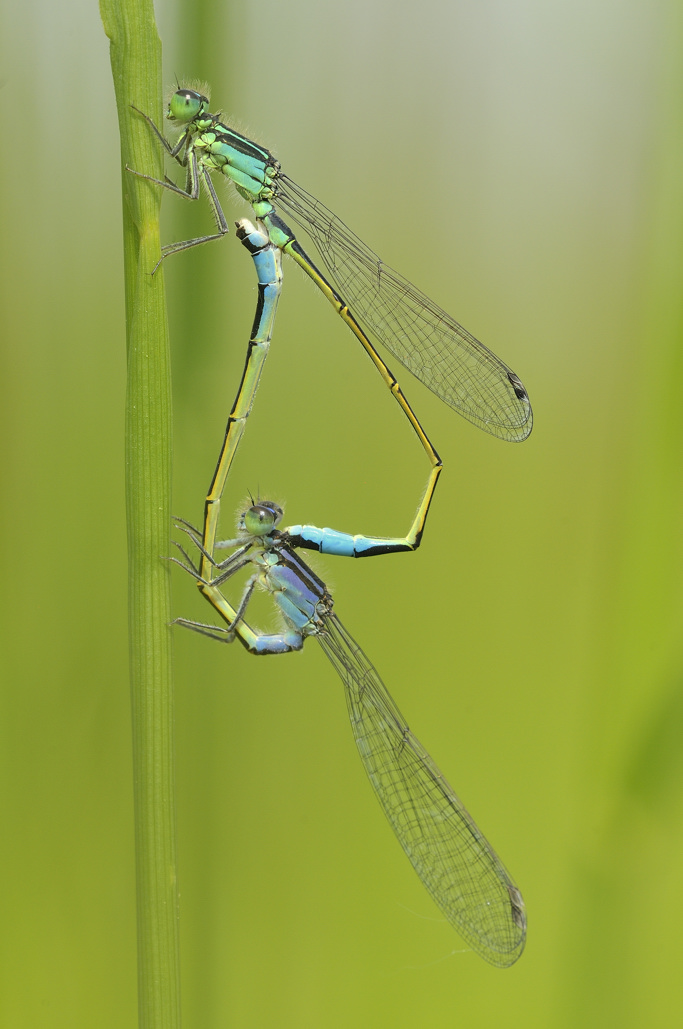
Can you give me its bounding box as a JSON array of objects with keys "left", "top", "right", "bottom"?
[{"left": 173, "top": 492, "right": 527, "bottom": 967}]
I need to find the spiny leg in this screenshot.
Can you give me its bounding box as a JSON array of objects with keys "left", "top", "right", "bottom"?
[
  {"left": 130, "top": 104, "right": 191, "bottom": 159},
  {"left": 158, "top": 169, "right": 231, "bottom": 261},
  {"left": 173, "top": 518, "right": 252, "bottom": 574},
  {"left": 127, "top": 160, "right": 230, "bottom": 272}
]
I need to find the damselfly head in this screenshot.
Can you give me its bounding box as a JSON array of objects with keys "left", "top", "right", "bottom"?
[{"left": 241, "top": 502, "right": 283, "bottom": 537}]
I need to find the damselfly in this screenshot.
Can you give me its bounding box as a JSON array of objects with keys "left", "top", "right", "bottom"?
[{"left": 173, "top": 492, "right": 526, "bottom": 967}]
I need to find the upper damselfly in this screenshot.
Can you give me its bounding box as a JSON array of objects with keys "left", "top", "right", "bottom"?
[{"left": 130, "top": 88, "right": 533, "bottom": 447}]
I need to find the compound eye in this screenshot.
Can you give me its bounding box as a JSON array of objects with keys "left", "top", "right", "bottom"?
[
  {"left": 243, "top": 504, "right": 276, "bottom": 536},
  {"left": 167, "top": 89, "right": 207, "bottom": 123}
]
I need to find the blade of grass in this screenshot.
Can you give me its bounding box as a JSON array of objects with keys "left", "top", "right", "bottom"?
[{"left": 99, "top": 2, "right": 179, "bottom": 1026}]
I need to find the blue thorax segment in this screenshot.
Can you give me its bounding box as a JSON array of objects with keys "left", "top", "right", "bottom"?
[
  {"left": 283, "top": 525, "right": 414, "bottom": 558},
  {"left": 261, "top": 539, "right": 332, "bottom": 634}
]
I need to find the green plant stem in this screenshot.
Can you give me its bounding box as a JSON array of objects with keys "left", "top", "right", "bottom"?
[{"left": 100, "top": 2, "right": 179, "bottom": 1026}]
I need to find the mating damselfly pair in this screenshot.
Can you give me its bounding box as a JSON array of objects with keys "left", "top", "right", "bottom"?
[{"left": 131, "top": 87, "right": 531, "bottom": 967}]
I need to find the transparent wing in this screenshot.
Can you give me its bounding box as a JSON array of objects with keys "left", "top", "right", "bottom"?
[
  {"left": 318, "top": 613, "right": 526, "bottom": 967},
  {"left": 277, "top": 175, "right": 532, "bottom": 442}
]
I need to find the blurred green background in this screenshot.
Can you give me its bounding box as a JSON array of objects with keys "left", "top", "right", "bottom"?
[{"left": 1, "top": 0, "right": 682, "bottom": 1025}]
